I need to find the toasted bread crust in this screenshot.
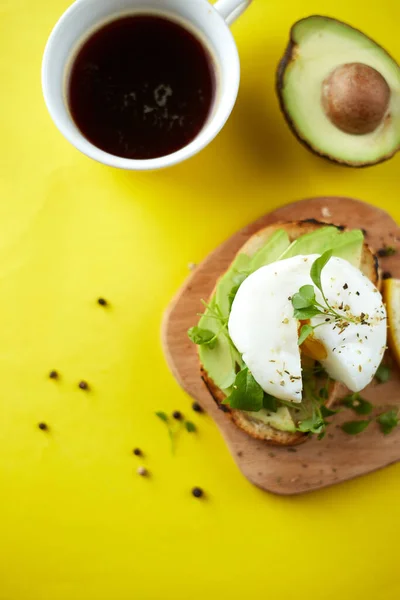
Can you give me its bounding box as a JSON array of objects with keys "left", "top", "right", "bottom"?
[{"left": 199, "top": 220, "right": 380, "bottom": 446}]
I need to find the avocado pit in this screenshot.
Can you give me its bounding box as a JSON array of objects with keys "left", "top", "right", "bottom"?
[{"left": 321, "top": 63, "right": 391, "bottom": 135}]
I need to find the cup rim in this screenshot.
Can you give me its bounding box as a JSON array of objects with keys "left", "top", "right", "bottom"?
[{"left": 41, "top": 0, "right": 241, "bottom": 170}]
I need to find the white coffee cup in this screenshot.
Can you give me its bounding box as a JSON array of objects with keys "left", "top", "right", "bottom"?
[{"left": 41, "top": 0, "right": 252, "bottom": 170}]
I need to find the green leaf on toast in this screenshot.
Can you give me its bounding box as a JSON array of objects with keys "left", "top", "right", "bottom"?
[
  {"left": 298, "top": 324, "right": 314, "bottom": 346},
  {"left": 187, "top": 326, "right": 216, "bottom": 348},
  {"left": 320, "top": 405, "right": 337, "bottom": 417},
  {"left": 293, "top": 306, "right": 323, "bottom": 320},
  {"left": 310, "top": 250, "right": 333, "bottom": 293},
  {"left": 262, "top": 393, "right": 278, "bottom": 412},
  {"left": 223, "top": 367, "right": 264, "bottom": 412},
  {"left": 292, "top": 285, "right": 316, "bottom": 309},
  {"left": 298, "top": 415, "right": 325, "bottom": 434}
]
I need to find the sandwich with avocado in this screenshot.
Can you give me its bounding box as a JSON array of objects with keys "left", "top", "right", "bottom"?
[{"left": 188, "top": 221, "right": 387, "bottom": 445}]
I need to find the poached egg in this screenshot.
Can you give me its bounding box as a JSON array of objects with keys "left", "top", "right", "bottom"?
[{"left": 228, "top": 254, "right": 387, "bottom": 402}]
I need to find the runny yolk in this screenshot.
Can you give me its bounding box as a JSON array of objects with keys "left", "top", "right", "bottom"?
[
  {"left": 301, "top": 337, "right": 328, "bottom": 361},
  {"left": 298, "top": 320, "right": 328, "bottom": 361}
]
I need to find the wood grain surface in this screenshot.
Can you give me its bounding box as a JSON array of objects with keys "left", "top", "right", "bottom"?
[{"left": 162, "top": 197, "right": 400, "bottom": 495}]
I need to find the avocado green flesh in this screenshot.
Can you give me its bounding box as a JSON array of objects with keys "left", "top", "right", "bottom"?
[
  {"left": 198, "top": 297, "right": 237, "bottom": 391},
  {"left": 249, "top": 229, "right": 291, "bottom": 271},
  {"left": 280, "top": 226, "right": 340, "bottom": 259},
  {"left": 281, "top": 16, "right": 400, "bottom": 165},
  {"left": 215, "top": 231, "right": 291, "bottom": 319},
  {"left": 330, "top": 229, "right": 364, "bottom": 267},
  {"left": 245, "top": 406, "right": 296, "bottom": 432},
  {"left": 216, "top": 253, "right": 250, "bottom": 320},
  {"left": 199, "top": 226, "right": 364, "bottom": 432}
]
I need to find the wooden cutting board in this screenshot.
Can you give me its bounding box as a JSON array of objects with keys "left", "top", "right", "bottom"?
[{"left": 162, "top": 197, "right": 400, "bottom": 495}]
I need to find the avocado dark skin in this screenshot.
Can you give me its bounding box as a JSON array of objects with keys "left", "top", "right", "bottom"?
[{"left": 276, "top": 16, "right": 400, "bottom": 168}]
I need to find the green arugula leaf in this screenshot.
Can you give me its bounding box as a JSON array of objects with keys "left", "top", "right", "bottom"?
[
  {"left": 375, "top": 364, "right": 391, "bottom": 384},
  {"left": 223, "top": 367, "right": 264, "bottom": 411},
  {"left": 310, "top": 250, "right": 333, "bottom": 293},
  {"left": 185, "top": 421, "right": 197, "bottom": 433},
  {"left": 377, "top": 409, "right": 399, "bottom": 435},
  {"left": 320, "top": 405, "right": 337, "bottom": 418},
  {"left": 342, "top": 393, "right": 373, "bottom": 415},
  {"left": 341, "top": 420, "right": 370, "bottom": 435},
  {"left": 188, "top": 326, "right": 216, "bottom": 348},
  {"left": 298, "top": 324, "right": 314, "bottom": 346},
  {"left": 263, "top": 393, "right": 278, "bottom": 412},
  {"left": 155, "top": 411, "right": 168, "bottom": 422},
  {"left": 293, "top": 306, "right": 323, "bottom": 320}
]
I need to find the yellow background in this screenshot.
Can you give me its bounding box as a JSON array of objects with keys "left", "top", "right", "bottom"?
[{"left": 1, "top": 0, "right": 400, "bottom": 598}]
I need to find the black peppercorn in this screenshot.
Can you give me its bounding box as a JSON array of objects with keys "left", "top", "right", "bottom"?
[
  {"left": 192, "top": 402, "right": 204, "bottom": 413},
  {"left": 49, "top": 370, "right": 58, "bottom": 379},
  {"left": 97, "top": 298, "right": 107, "bottom": 306},
  {"left": 79, "top": 381, "right": 89, "bottom": 390},
  {"left": 172, "top": 411, "right": 182, "bottom": 420},
  {"left": 378, "top": 246, "right": 397, "bottom": 258},
  {"left": 133, "top": 448, "right": 142, "bottom": 456},
  {"left": 192, "top": 487, "right": 204, "bottom": 498},
  {"left": 38, "top": 422, "right": 48, "bottom": 431}
]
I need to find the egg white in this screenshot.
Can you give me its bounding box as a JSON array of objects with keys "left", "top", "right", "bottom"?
[{"left": 228, "top": 255, "right": 387, "bottom": 402}]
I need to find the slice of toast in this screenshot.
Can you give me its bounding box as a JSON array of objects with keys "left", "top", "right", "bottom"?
[{"left": 199, "top": 220, "right": 380, "bottom": 446}]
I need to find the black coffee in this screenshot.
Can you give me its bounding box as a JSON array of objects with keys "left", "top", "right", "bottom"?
[{"left": 68, "top": 15, "right": 215, "bottom": 159}]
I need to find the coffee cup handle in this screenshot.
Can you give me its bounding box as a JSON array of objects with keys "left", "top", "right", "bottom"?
[{"left": 214, "top": 0, "right": 252, "bottom": 25}]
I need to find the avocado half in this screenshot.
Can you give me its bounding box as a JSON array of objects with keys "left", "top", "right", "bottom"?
[{"left": 277, "top": 16, "right": 400, "bottom": 167}]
